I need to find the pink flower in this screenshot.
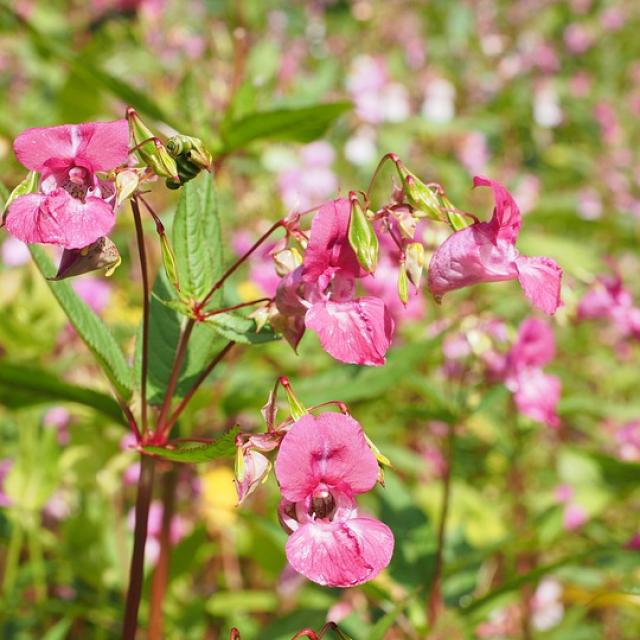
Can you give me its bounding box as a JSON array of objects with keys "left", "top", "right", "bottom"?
[
  {"left": 0, "top": 458, "right": 13, "bottom": 508},
  {"left": 503, "top": 318, "right": 561, "bottom": 428},
  {"left": 1, "top": 237, "right": 31, "bottom": 266},
  {"left": 274, "top": 412, "right": 394, "bottom": 587},
  {"left": 235, "top": 449, "right": 271, "bottom": 504},
  {"left": 5, "top": 120, "right": 129, "bottom": 249},
  {"left": 276, "top": 199, "right": 394, "bottom": 366},
  {"left": 71, "top": 277, "right": 113, "bottom": 314},
  {"left": 615, "top": 420, "right": 640, "bottom": 462},
  {"left": 43, "top": 407, "right": 71, "bottom": 445},
  {"left": 428, "top": 177, "right": 562, "bottom": 315},
  {"left": 563, "top": 503, "right": 587, "bottom": 531}
]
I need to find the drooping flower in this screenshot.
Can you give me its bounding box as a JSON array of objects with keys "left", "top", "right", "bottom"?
[
  {"left": 274, "top": 412, "right": 394, "bottom": 587},
  {"left": 428, "top": 177, "right": 563, "bottom": 315},
  {"left": 275, "top": 199, "right": 395, "bottom": 366},
  {"left": 5, "top": 120, "right": 129, "bottom": 249}
]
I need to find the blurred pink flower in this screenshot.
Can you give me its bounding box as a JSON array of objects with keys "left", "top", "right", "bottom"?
[
  {"left": 428, "top": 177, "right": 563, "bottom": 315},
  {"left": 275, "top": 412, "right": 393, "bottom": 587},
  {"left": 71, "top": 277, "right": 113, "bottom": 314},
  {"left": 43, "top": 407, "right": 71, "bottom": 445},
  {"left": 232, "top": 232, "right": 280, "bottom": 297},
  {"left": 532, "top": 578, "right": 564, "bottom": 631},
  {"left": 277, "top": 142, "right": 338, "bottom": 211},
  {"left": 6, "top": 120, "right": 128, "bottom": 249},
  {"left": 421, "top": 77, "right": 455, "bottom": 124},
  {"left": 564, "top": 23, "right": 594, "bottom": 54},
  {"left": 1, "top": 237, "right": 31, "bottom": 266},
  {"left": 458, "top": 132, "right": 490, "bottom": 176},
  {"left": 0, "top": 458, "right": 13, "bottom": 508},
  {"left": 563, "top": 503, "right": 587, "bottom": 531},
  {"left": 615, "top": 420, "right": 640, "bottom": 462}
]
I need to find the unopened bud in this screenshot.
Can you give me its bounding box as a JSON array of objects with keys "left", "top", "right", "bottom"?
[
  {"left": 440, "top": 193, "right": 470, "bottom": 231},
  {"left": 159, "top": 232, "right": 180, "bottom": 293},
  {"left": 2, "top": 171, "right": 39, "bottom": 224},
  {"left": 394, "top": 207, "right": 417, "bottom": 240},
  {"left": 166, "top": 135, "right": 212, "bottom": 170},
  {"left": 280, "top": 376, "right": 307, "bottom": 421},
  {"left": 405, "top": 242, "right": 425, "bottom": 288},
  {"left": 395, "top": 162, "right": 445, "bottom": 222},
  {"left": 273, "top": 247, "right": 302, "bottom": 276},
  {"left": 348, "top": 196, "right": 378, "bottom": 273},
  {"left": 127, "top": 108, "right": 179, "bottom": 181},
  {"left": 51, "top": 236, "right": 121, "bottom": 280},
  {"left": 234, "top": 449, "right": 271, "bottom": 505},
  {"left": 398, "top": 262, "right": 410, "bottom": 305},
  {"left": 115, "top": 169, "right": 141, "bottom": 207}
]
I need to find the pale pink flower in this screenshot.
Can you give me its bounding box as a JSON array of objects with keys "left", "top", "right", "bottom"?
[
  {"left": 564, "top": 23, "right": 593, "bottom": 54},
  {"left": 1, "top": 237, "right": 31, "bottom": 266},
  {"left": 71, "top": 277, "right": 113, "bottom": 314},
  {"left": 421, "top": 77, "right": 456, "bottom": 124},
  {"left": 276, "top": 199, "right": 394, "bottom": 366},
  {"left": 458, "top": 132, "right": 490, "bottom": 176},
  {"left": 6, "top": 120, "right": 129, "bottom": 249},
  {"left": 428, "top": 177, "right": 563, "bottom": 315},
  {"left": 0, "top": 458, "right": 13, "bottom": 508},
  {"left": 615, "top": 421, "right": 640, "bottom": 462},
  {"left": 554, "top": 484, "right": 575, "bottom": 503},
  {"left": 563, "top": 503, "right": 587, "bottom": 531},
  {"left": 235, "top": 449, "right": 271, "bottom": 504},
  {"left": 277, "top": 142, "right": 338, "bottom": 211},
  {"left": 532, "top": 578, "right": 564, "bottom": 631},
  {"left": 275, "top": 412, "right": 393, "bottom": 587},
  {"left": 43, "top": 407, "right": 71, "bottom": 445}
]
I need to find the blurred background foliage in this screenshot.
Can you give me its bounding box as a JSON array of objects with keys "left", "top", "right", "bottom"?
[{"left": 1, "top": 0, "right": 640, "bottom": 638}]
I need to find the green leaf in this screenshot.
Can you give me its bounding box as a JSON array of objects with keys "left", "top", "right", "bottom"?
[
  {"left": 205, "top": 313, "right": 280, "bottom": 345},
  {"left": 144, "top": 427, "right": 239, "bottom": 463},
  {"left": 137, "top": 270, "right": 226, "bottom": 405},
  {"left": 220, "top": 102, "right": 352, "bottom": 152},
  {"left": 29, "top": 246, "right": 133, "bottom": 401},
  {"left": 173, "top": 171, "right": 223, "bottom": 302},
  {"left": 0, "top": 361, "right": 125, "bottom": 425},
  {"left": 588, "top": 452, "right": 640, "bottom": 487}
]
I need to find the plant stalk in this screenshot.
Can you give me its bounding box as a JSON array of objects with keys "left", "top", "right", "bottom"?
[
  {"left": 427, "top": 421, "right": 455, "bottom": 628},
  {"left": 122, "top": 454, "right": 156, "bottom": 640},
  {"left": 132, "top": 197, "right": 150, "bottom": 436},
  {"left": 148, "top": 467, "right": 177, "bottom": 640}
]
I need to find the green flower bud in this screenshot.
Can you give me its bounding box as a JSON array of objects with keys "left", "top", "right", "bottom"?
[
  {"left": 127, "top": 108, "right": 179, "bottom": 181},
  {"left": 115, "top": 169, "right": 141, "bottom": 207},
  {"left": 348, "top": 197, "right": 379, "bottom": 274},
  {"left": 397, "top": 262, "right": 410, "bottom": 305},
  {"left": 159, "top": 231, "right": 181, "bottom": 293},
  {"left": 273, "top": 247, "right": 302, "bottom": 277},
  {"left": 405, "top": 241, "right": 425, "bottom": 288}
]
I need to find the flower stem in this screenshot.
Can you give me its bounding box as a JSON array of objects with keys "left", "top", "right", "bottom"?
[
  {"left": 165, "top": 341, "right": 235, "bottom": 432},
  {"left": 122, "top": 454, "right": 156, "bottom": 640},
  {"left": 202, "top": 298, "right": 271, "bottom": 319},
  {"left": 155, "top": 319, "right": 196, "bottom": 439},
  {"left": 148, "top": 466, "right": 177, "bottom": 640},
  {"left": 132, "top": 197, "right": 150, "bottom": 436},
  {"left": 427, "top": 421, "right": 455, "bottom": 628},
  {"left": 198, "top": 220, "right": 283, "bottom": 310},
  {"left": 2, "top": 521, "right": 23, "bottom": 595}
]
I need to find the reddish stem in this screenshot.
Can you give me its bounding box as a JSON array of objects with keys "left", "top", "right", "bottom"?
[
  {"left": 201, "top": 298, "right": 271, "bottom": 319},
  {"left": 164, "top": 341, "right": 235, "bottom": 432},
  {"left": 148, "top": 467, "right": 177, "bottom": 640},
  {"left": 132, "top": 198, "right": 150, "bottom": 435},
  {"left": 155, "top": 319, "right": 196, "bottom": 439},
  {"left": 122, "top": 454, "right": 156, "bottom": 640},
  {"left": 197, "top": 220, "right": 283, "bottom": 311}
]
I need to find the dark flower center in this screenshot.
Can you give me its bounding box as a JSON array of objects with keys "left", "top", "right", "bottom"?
[
  {"left": 308, "top": 489, "right": 335, "bottom": 520},
  {"left": 61, "top": 167, "right": 90, "bottom": 200}
]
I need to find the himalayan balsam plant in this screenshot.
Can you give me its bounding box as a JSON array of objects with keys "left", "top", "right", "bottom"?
[{"left": 0, "top": 111, "right": 562, "bottom": 639}]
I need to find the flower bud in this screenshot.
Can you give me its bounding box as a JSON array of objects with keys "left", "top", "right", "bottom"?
[
  {"left": 348, "top": 196, "right": 378, "bottom": 274},
  {"left": 51, "top": 236, "right": 121, "bottom": 280},
  {"left": 115, "top": 169, "right": 141, "bottom": 207},
  {"left": 440, "top": 193, "right": 469, "bottom": 231},
  {"left": 395, "top": 163, "right": 445, "bottom": 222},
  {"left": 2, "top": 171, "right": 39, "bottom": 225},
  {"left": 273, "top": 247, "right": 303, "bottom": 277},
  {"left": 397, "top": 262, "right": 410, "bottom": 305},
  {"left": 127, "top": 108, "right": 179, "bottom": 181},
  {"left": 405, "top": 241, "right": 425, "bottom": 288},
  {"left": 165, "top": 135, "right": 213, "bottom": 190},
  {"left": 234, "top": 448, "right": 271, "bottom": 505},
  {"left": 159, "top": 231, "right": 180, "bottom": 293},
  {"left": 280, "top": 376, "right": 307, "bottom": 420}
]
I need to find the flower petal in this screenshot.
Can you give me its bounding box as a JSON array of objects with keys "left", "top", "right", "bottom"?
[
  {"left": 302, "top": 198, "right": 363, "bottom": 286},
  {"left": 516, "top": 255, "right": 563, "bottom": 315},
  {"left": 473, "top": 176, "right": 521, "bottom": 243},
  {"left": 285, "top": 516, "right": 394, "bottom": 587},
  {"left": 275, "top": 412, "right": 379, "bottom": 502},
  {"left": 5, "top": 193, "right": 65, "bottom": 245},
  {"left": 427, "top": 223, "right": 519, "bottom": 300},
  {"left": 43, "top": 190, "right": 116, "bottom": 249},
  {"left": 14, "top": 120, "right": 129, "bottom": 173},
  {"left": 76, "top": 119, "right": 130, "bottom": 172},
  {"left": 514, "top": 368, "right": 561, "bottom": 428},
  {"left": 305, "top": 297, "right": 394, "bottom": 366}
]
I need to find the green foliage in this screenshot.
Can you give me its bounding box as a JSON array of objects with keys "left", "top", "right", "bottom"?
[
  {"left": 144, "top": 426, "right": 238, "bottom": 462},
  {"left": 29, "top": 246, "right": 133, "bottom": 401},
  {"left": 219, "top": 102, "right": 352, "bottom": 152}
]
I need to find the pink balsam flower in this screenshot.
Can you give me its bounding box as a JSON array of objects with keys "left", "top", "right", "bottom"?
[
  {"left": 276, "top": 198, "right": 394, "bottom": 366},
  {"left": 274, "top": 412, "right": 394, "bottom": 587},
  {"left": 428, "top": 177, "right": 562, "bottom": 315},
  {"left": 6, "top": 119, "right": 129, "bottom": 249}
]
